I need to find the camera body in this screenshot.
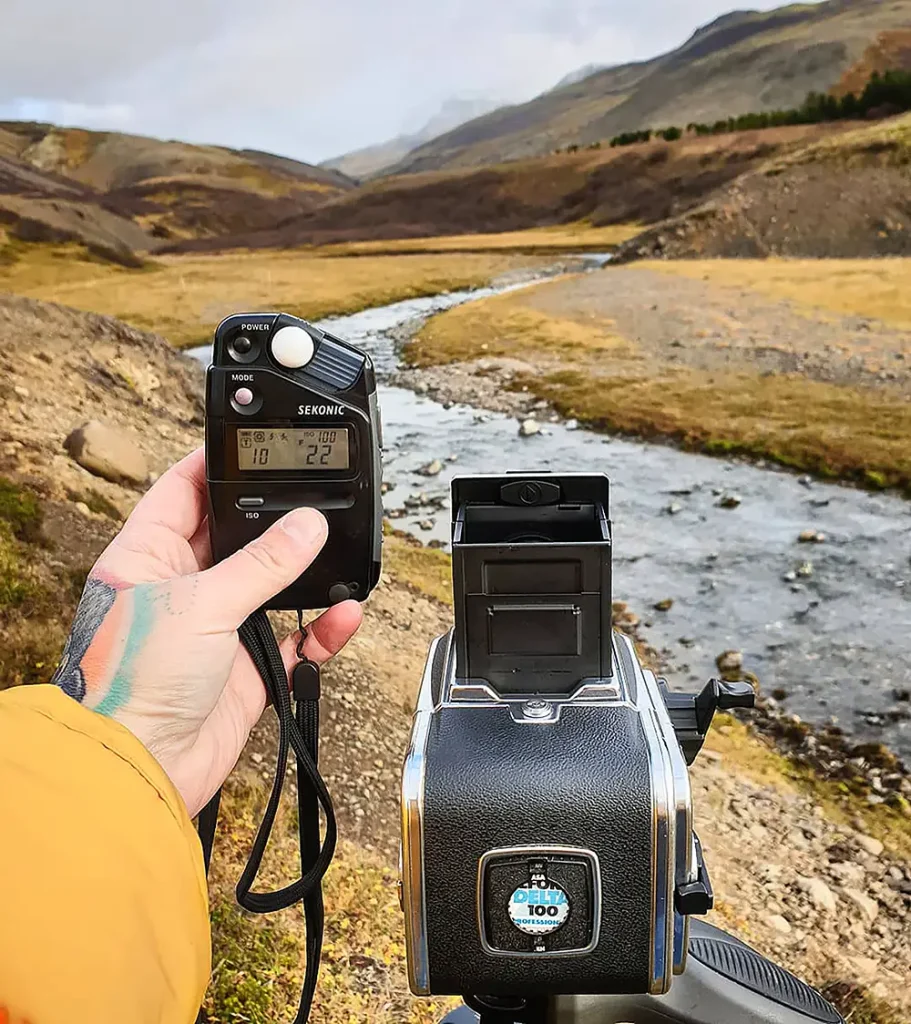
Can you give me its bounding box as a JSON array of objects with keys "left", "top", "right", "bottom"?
[
  {"left": 205, "top": 312, "right": 383, "bottom": 610},
  {"left": 401, "top": 475, "right": 699, "bottom": 998}
]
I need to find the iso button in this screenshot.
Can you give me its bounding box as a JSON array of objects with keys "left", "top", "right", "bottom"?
[{"left": 271, "top": 325, "right": 315, "bottom": 369}]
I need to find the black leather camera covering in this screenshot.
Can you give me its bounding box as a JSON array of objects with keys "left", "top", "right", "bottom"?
[{"left": 422, "top": 702, "right": 654, "bottom": 995}]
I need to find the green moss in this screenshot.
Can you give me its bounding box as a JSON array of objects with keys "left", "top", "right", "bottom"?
[
  {"left": 864, "top": 469, "right": 889, "bottom": 490},
  {"left": 205, "top": 897, "right": 301, "bottom": 1021},
  {"left": 0, "top": 476, "right": 44, "bottom": 543},
  {"left": 0, "top": 523, "right": 51, "bottom": 614}
]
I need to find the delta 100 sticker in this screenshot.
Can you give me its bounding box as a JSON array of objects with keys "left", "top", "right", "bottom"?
[{"left": 507, "top": 883, "right": 571, "bottom": 936}]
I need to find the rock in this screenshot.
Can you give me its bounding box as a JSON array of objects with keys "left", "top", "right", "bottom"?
[
  {"left": 848, "top": 955, "right": 880, "bottom": 981},
  {"left": 665, "top": 502, "right": 683, "bottom": 515},
  {"left": 64, "top": 420, "right": 148, "bottom": 486},
  {"left": 418, "top": 519, "right": 435, "bottom": 531},
  {"left": 842, "top": 887, "right": 879, "bottom": 924},
  {"left": 13, "top": 385, "right": 29, "bottom": 398},
  {"left": 798, "top": 530, "right": 826, "bottom": 544},
  {"left": 565, "top": 418, "right": 579, "bottom": 431},
  {"left": 798, "top": 876, "right": 837, "bottom": 913},
  {"left": 798, "top": 475, "right": 813, "bottom": 487},
  {"left": 716, "top": 650, "right": 743, "bottom": 675},
  {"left": 417, "top": 459, "right": 444, "bottom": 477},
  {"left": 518, "top": 419, "right": 540, "bottom": 438},
  {"left": 767, "top": 914, "right": 792, "bottom": 935},
  {"left": 856, "top": 835, "right": 884, "bottom": 858},
  {"left": 74, "top": 501, "right": 92, "bottom": 517},
  {"left": 250, "top": 751, "right": 264, "bottom": 765},
  {"left": 717, "top": 493, "right": 742, "bottom": 509},
  {"left": 653, "top": 598, "right": 674, "bottom": 612},
  {"left": 797, "top": 561, "right": 814, "bottom": 578},
  {"left": 782, "top": 571, "right": 797, "bottom": 583}
]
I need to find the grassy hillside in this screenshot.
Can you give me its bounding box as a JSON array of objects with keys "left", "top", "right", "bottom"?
[
  {"left": 615, "top": 110, "right": 911, "bottom": 260},
  {"left": 166, "top": 122, "right": 842, "bottom": 252},
  {"left": 386, "top": 0, "right": 911, "bottom": 174},
  {"left": 0, "top": 122, "right": 354, "bottom": 264}
]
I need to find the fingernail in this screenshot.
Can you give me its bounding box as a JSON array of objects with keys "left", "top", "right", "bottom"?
[{"left": 280, "top": 507, "right": 328, "bottom": 546}]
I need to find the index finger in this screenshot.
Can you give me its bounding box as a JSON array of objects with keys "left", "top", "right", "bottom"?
[{"left": 121, "top": 447, "right": 207, "bottom": 542}]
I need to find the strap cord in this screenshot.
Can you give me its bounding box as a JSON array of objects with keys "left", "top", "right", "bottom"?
[{"left": 196, "top": 608, "right": 334, "bottom": 1023}]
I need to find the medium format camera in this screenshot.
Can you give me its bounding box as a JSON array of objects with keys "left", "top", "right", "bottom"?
[
  {"left": 401, "top": 473, "right": 845, "bottom": 1024},
  {"left": 205, "top": 312, "right": 383, "bottom": 610}
]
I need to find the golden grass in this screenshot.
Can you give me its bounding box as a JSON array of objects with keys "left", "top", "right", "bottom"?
[
  {"left": 767, "top": 110, "right": 911, "bottom": 169},
  {"left": 0, "top": 245, "right": 551, "bottom": 348},
  {"left": 383, "top": 530, "right": 452, "bottom": 605},
  {"left": 407, "top": 279, "right": 911, "bottom": 491},
  {"left": 205, "top": 773, "right": 456, "bottom": 1024},
  {"left": 648, "top": 257, "right": 911, "bottom": 329},
  {"left": 318, "top": 224, "right": 641, "bottom": 257}
]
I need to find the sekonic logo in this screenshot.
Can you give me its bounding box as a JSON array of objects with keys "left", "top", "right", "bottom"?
[{"left": 298, "top": 404, "right": 344, "bottom": 416}]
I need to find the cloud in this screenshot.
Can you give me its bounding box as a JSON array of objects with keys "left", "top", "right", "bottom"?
[{"left": 0, "top": 0, "right": 825, "bottom": 163}]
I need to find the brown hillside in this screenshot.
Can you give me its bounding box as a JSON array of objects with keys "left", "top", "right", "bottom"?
[
  {"left": 831, "top": 28, "right": 911, "bottom": 95},
  {"left": 385, "top": 0, "right": 911, "bottom": 174},
  {"left": 613, "top": 112, "right": 911, "bottom": 260},
  {"left": 0, "top": 123, "right": 354, "bottom": 261},
  {"left": 165, "top": 123, "right": 844, "bottom": 253}
]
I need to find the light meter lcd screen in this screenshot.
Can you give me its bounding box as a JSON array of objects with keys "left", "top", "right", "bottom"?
[{"left": 236, "top": 428, "right": 350, "bottom": 471}]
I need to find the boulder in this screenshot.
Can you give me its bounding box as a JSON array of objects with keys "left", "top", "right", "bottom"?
[{"left": 64, "top": 420, "right": 149, "bottom": 486}]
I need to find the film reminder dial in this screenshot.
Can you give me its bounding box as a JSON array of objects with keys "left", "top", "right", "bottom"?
[{"left": 205, "top": 312, "right": 383, "bottom": 611}]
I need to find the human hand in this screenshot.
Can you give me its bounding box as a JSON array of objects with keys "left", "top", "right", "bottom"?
[{"left": 51, "top": 447, "right": 363, "bottom": 817}]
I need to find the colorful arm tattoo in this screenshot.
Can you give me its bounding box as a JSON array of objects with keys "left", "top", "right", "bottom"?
[{"left": 51, "top": 570, "right": 157, "bottom": 717}]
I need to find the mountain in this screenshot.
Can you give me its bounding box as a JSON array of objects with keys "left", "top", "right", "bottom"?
[
  {"left": 321, "top": 97, "right": 500, "bottom": 181},
  {"left": 166, "top": 121, "right": 845, "bottom": 253},
  {"left": 384, "top": 0, "right": 911, "bottom": 175},
  {"left": 0, "top": 122, "right": 354, "bottom": 263}
]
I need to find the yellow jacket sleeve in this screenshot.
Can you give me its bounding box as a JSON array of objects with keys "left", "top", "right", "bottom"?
[{"left": 0, "top": 684, "right": 210, "bottom": 1024}]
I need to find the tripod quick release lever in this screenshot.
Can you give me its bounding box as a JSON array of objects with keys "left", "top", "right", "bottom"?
[{"left": 659, "top": 677, "right": 755, "bottom": 764}]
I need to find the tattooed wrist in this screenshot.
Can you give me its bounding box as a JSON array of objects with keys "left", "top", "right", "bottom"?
[{"left": 52, "top": 570, "right": 153, "bottom": 716}]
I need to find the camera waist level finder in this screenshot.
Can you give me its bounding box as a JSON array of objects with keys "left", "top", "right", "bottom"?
[
  {"left": 205, "top": 312, "right": 382, "bottom": 610},
  {"left": 401, "top": 474, "right": 843, "bottom": 1024}
]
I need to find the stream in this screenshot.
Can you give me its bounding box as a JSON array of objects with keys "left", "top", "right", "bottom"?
[{"left": 190, "top": 266, "right": 911, "bottom": 762}]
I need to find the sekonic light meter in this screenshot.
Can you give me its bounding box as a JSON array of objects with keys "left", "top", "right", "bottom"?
[{"left": 205, "top": 312, "right": 383, "bottom": 610}]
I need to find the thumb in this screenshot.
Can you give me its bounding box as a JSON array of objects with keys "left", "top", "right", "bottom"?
[{"left": 199, "top": 507, "right": 328, "bottom": 627}]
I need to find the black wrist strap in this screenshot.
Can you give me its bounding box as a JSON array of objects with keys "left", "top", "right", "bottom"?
[{"left": 196, "top": 609, "right": 334, "bottom": 1024}]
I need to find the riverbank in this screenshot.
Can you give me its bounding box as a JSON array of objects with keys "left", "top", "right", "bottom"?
[{"left": 403, "top": 260, "right": 911, "bottom": 493}]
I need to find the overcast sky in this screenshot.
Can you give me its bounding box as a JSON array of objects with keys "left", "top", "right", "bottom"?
[{"left": 0, "top": 0, "right": 824, "bottom": 164}]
